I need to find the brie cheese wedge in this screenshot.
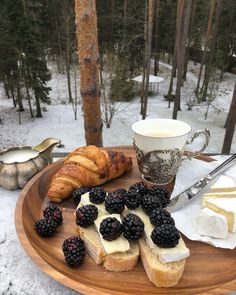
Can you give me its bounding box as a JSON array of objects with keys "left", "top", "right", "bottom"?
[
  {"left": 203, "top": 197, "right": 236, "bottom": 232},
  {"left": 130, "top": 208, "right": 190, "bottom": 263},
  {"left": 197, "top": 208, "right": 228, "bottom": 239},
  {"left": 94, "top": 214, "right": 130, "bottom": 254}
]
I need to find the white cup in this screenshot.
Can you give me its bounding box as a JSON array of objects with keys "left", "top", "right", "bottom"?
[{"left": 131, "top": 118, "right": 210, "bottom": 185}]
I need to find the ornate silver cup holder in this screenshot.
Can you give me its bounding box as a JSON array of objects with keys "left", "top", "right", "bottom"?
[{"left": 133, "top": 142, "right": 184, "bottom": 185}]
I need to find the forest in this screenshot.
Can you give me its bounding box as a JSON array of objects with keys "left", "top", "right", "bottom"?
[{"left": 0, "top": 0, "right": 236, "bottom": 152}]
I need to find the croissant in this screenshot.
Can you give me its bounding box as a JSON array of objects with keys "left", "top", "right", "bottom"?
[{"left": 48, "top": 145, "right": 132, "bottom": 203}]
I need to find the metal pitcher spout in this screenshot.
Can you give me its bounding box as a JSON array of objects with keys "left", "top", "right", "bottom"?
[{"left": 34, "top": 138, "right": 61, "bottom": 156}]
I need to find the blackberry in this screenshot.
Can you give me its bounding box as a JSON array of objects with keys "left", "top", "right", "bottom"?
[
  {"left": 124, "top": 192, "right": 141, "bottom": 209},
  {"left": 89, "top": 187, "right": 106, "bottom": 204},
  {"left": 72, "top": 187, "right": 91, "bottom": 205},
  {"left": 43, "top": 204, "right": 63, "bottom": 226},
  {"left": 76, "top": 204, "right": 98, "bottom": 227},
  {"left": 34, "top": 218, "right": 57, "bottom": 237},
  {"left": 105, "top": 191, "right": 125, "bottom": 214},
  {"left": 122, "top": 213, "right": 144, "bottom": 240},
  {"left": 152, "top": 187, "right": 171, "bottom": 208},
  {"left": 114, "top": 188, "right": 127, "bottom": 197},
  {"left": 151, "top": 224, "right": 180, "bottom": 248},
  {"left": 149, "top": 208, "right": 175, "bottom": 227},
  {"left": 141, "top": 191, "right": 162, "bottom": 215},
  {"left": 99, "top": 217, "right": 123, "bottom": 241},
  {"left": 62, "top": 236, "right": 86, "bottom": 267},
  {"left": 128, "top": 181, "right": 147, "bottom": 196}
]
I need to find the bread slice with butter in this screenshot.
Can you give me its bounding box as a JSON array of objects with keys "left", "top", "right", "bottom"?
[
  {"left": 77, "top": 224, "right": 139, "bottom": 271},
  {"left": 129, "top": 208, "right": 189, "bottom": 287},
  {"left": 76, "top": 193, "right": 139, "bottom": 271},
  {"left": 139, "top": 238, "right": 186, "bottom": 288}
]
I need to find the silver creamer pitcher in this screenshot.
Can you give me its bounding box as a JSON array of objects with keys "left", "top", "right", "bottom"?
[{"left": 0, "top": 138, "right": 60, "bottom": 190}]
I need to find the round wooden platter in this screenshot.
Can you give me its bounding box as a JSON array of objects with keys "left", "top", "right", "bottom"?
[{"left": 15, "top": 146, "right": 236, "bottom": 295}]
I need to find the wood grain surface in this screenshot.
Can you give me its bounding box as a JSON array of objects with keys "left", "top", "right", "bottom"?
[{"left": 15, "top": 146, "right": 236, "bottom": 295}]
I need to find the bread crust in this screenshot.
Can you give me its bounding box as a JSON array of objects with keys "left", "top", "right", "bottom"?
[
  {"left": 77, "top": 225, "right": 139, "bottom": 272},
  {"left": 138, "top": 238, "right": 186, "bottom": 287}
]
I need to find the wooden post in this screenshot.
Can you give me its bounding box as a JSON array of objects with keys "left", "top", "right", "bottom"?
[
  {"left": 75, "top": 0, "right": 103, "bottom": 147},
  {"left": 222, "top": 82, "right": 236, "bottom": 153}
]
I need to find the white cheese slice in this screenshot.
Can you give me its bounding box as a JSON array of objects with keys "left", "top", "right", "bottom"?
[
  {"left": 203, "top": 191, "right": 236, "bottom": 199},
  {"left": 202, "top": 192, "right": 236, "bottom": 207},
  {"left": 94, "top": 214, "right": 130, "bottom": 254},
  {"left": 79, "top": 192, "right": 109, "bottom": 217},
  {"left": 130, "top": 208, "right": 190, "bottom": 263},
  {"left": 197, "top": 208, "right": 228, "bottom": 239},
  {"left": 209, "top": 175, "right": 236, "bottom": 193},
  {"left": 203, "top": 197, "right": 236, "bottom": 232}
]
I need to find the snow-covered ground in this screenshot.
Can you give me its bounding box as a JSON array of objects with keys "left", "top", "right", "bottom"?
[{"left": 0, "top": 61, "right": 235, "bottom": 153}]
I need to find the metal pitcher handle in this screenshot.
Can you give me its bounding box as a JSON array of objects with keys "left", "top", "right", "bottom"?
[{"left": 184, "top": 128, "right": 210, "bottom": 158}]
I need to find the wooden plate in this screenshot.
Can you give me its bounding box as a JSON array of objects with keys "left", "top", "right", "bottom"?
[{"left": 15, "top": 146, "right": 236, "bottom": 295}]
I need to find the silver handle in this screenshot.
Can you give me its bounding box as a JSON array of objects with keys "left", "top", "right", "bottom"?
[
  {"left": 185, "top": 128, "right": 211, "bottom": 158},
  {"left": 208, "top": 153, "right": 236, "bottom": 179}
]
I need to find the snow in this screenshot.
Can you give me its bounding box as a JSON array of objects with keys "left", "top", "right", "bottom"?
[
  {"left": 1, "top": 60, "right": 235, "bottom": 153},
  {"left": 0, "top": 60, "right": 235, "bottom": 294},
  {"left": 131, "top": 74, "right": 164, "bottom": 83}
]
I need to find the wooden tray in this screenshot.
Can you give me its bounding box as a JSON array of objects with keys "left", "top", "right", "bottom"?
[{"left": 15, "top": 146, "right": 236, "bottom": 295}]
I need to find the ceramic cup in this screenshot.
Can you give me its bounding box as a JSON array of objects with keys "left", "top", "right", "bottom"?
[{"left": 131, "top": 118, "right": 210, "bottom": 185}]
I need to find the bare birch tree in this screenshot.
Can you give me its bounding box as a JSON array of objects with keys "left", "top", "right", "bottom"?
[{"left": 75, "top": 0, "right": 103, "bottom": 146}]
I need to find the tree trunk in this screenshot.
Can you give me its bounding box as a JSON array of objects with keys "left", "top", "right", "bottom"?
[
  {"left": 183, "top": 0, "right": 196, "bottom": 81},
  {"left": 75, "top": 0, "right": 103, "bottom": 147},
  {"left": 11, "top": 87, "right": 17, "bottom": 107},
  {"left": 3, "top": 78, "right": 10, "bottom": 99},
  {"left": 65, "top": 16, "right": 73, "bottom": 103},
  {"left": 35, "top": 93, "right": 42, "bottom": 118},
  {"left": 25, "top": 83, "right": 34, "bottom": 119},
  {"left": 140, "top": 0, "right": 148, "bottom": 116},
  {"left": 123, "top": 0, "right": 127, "bottom": 46},
  {"left": 153, "top": 0, "right": 160, "bottom": 76},
  {"left": 22, "top": 61, "right": 34, "bottom": 118},
  {"left": 166, "top": 43, "right": 176, "bottom": 105},
  {"left": 201, "top": 0, "right": 222, "bottom": 102},
  {"left": 222, "top": 82, "right": 236, "bottom": 153},
  {"left": 16, "top": 73, "right": 24, "bottom": 112},
  {"left": 173, "top": 0, "right": 192, "bottom": 119},
  {"left": 195, "top": 0, "right": 215, "bottom": 97},
  {"left": 142, "top": 0, "right": 155, "bottom": 120}
]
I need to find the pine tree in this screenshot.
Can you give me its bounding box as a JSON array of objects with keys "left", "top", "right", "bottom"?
[{"left": 2, "top": 0, "right": 51, "bottom": 118}]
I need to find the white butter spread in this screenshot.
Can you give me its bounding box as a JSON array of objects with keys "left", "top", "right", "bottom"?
[
  {"left": 80, "top": 192, "right": 109, "bottom": 217},
  {"left": 79, "top": 192, "right": 130, "bottom": 254},
  {"left": 94, "top": 214, "right": 130, "bottom": 254}
]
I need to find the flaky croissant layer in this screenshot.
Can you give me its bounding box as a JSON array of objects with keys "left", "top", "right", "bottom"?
[{"left": 48, "top": 145, "right": 132, "bottom": 203}]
